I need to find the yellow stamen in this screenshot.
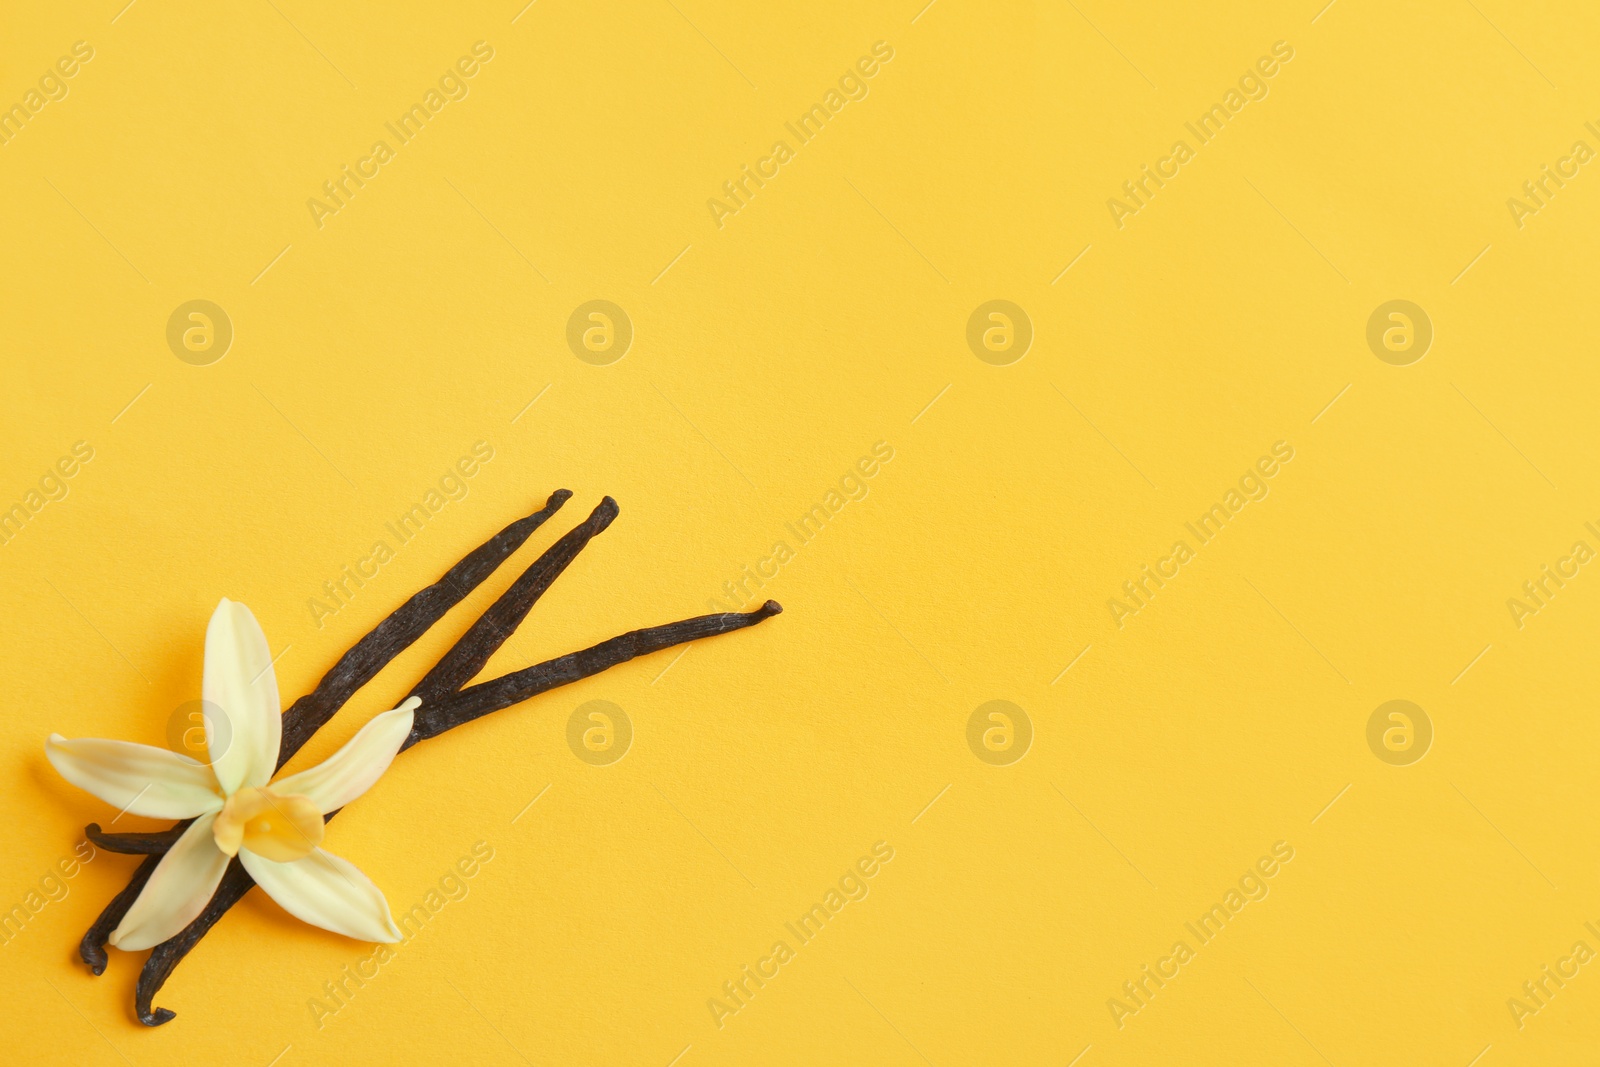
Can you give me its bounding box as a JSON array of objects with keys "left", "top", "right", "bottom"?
[{"left": 213, "top": 786, "right": 323, "bottom": 862}]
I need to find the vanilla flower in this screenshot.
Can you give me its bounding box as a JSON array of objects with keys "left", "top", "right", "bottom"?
[{"left": 46, "top": 599, "right": 416, "bottom": 950}]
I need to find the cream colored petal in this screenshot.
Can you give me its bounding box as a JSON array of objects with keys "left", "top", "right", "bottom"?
[
  {"left": 271, "top": 699, "right": 418, "bottom": 814},
  {"left": 108, "top": 812, "right": 230, "bottom": 951},
  {"left": 239, "top": 847, "right": 401, "bottom": 943},
  {"left": 204, "top": 598, "right": 282, "bottom": 793},
  {"left": 45, "top": 735, "right": 223, "bottom": 819}
]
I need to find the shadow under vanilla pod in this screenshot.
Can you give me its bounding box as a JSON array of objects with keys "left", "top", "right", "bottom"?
[{"left": 48, "top": 490, "right": 782, "bottom": 1025}]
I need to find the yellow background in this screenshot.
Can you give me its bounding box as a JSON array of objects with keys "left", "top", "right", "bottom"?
[{"left": 3, "top": 0, "right": 1598, "bottom": 1063}]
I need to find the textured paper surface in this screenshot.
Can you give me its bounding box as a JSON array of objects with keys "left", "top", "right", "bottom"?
[{"left": 3, "top": 2, "right": 1598, "bottom": 1064}]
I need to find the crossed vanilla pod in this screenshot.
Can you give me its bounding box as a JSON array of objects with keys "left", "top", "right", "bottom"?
[{"left": 47, "top": 491, "right": 781, "bottom": 1025}]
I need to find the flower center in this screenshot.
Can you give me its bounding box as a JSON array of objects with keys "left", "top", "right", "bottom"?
[{"left": 213, "top": 786, "right": 324, "bottom": 862}]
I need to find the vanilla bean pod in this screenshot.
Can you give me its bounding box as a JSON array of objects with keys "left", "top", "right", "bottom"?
[
  {"left": 408, "top": 497, "right": 618, "bottom": 704},
  {"left": 276, "top": 488, "right": 574, "bottom": 766},
  {"left": 80, "top": 491, "right": 571, "bottom": 974},
  {"left": 406, "top": 600, "right": 783, "bottom": 746},
  {"left": 133, "top": 599, "right": 782, "bottom": 1025},
  {"left": 85, "top": 823, "right": 187, "bottom": 855},
  {"left": 81, "top": 861, "right": 157, "bottom": 973}
]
